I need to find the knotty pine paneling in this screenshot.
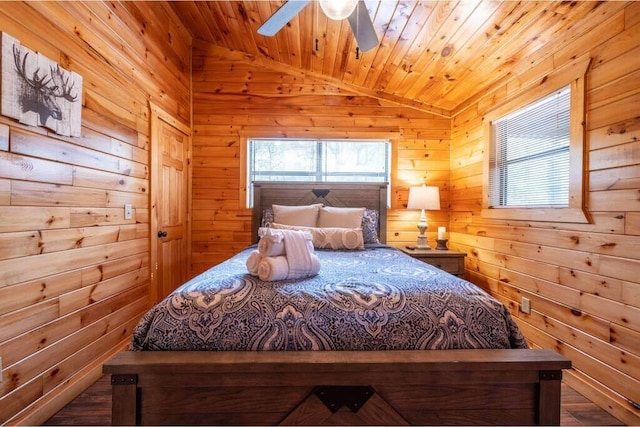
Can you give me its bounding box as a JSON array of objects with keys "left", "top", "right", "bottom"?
[
  {"left": 450, "top": 3, "right": 640, "bottom": 424},
  {"left": 190, "top": 41, "right": 451, "bottom": 274},
  {"left": 172, "top": 2, "right": 628, "bottom": 114},
  {"left": 0, "top": 2, "right": 191, "bottom": 425}
]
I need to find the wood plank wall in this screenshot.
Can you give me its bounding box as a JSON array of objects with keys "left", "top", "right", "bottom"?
[
  {"left": 0, "top": 2, "right": 191, "bottom": 425},
  {"left": 1, "top": 1, "right": 635, "bottom": 425},
  {"left": 190, "top": 41, "right": 451, "bottom": 274},
  {"left": 450, "top": 3, "right": 640, "bottom": 424}
]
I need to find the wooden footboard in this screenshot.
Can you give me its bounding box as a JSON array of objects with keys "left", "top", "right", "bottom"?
[{"left": 103, "top": 349, "right": 570, "bottom": 425}]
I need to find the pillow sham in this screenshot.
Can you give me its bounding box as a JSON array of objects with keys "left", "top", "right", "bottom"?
[
  {"left": 269, "top": 222, "right": 365, "bottom": 250},
  {"left": 361, "top": 208, "right": 380, "bottom": 244},
  {"left": 261, "top": 207, "right": 274, "bottom": 228},
  {"left": 317, "top": 206, "right": 365, "bottom": 229},
  {"left": 272, "top": 203, "right": 322, "bottom": 227}
]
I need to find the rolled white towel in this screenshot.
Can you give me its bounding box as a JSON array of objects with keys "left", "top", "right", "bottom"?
[
  {"left": 257, "top": 228, "right": 286, "bottom": 257},
  {"left": 258, "top": 256, "right": 289, "bottom": 282},
  {"left": 258, "top": 234, "right": 286, "bottom": 257},
  {"left": 245, "top": 250, "right": 263, "bottom": 276}
]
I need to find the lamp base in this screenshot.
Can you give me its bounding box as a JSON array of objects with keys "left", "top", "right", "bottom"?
[{"left": 416, "top": 235, "right": 430, "bottom": 249}]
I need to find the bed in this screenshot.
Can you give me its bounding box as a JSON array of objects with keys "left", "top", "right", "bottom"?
[{"left": 104, "top": 182, "right": 571, "bottom": 425}]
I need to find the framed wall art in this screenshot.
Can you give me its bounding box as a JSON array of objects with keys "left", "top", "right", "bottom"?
[{"left": 1, "top": 32, "right": 82, "bottom": 137}]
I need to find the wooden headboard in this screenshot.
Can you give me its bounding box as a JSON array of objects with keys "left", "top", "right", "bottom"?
[{"left": 252, "top": 182, "right": 388, "bottom": 244}]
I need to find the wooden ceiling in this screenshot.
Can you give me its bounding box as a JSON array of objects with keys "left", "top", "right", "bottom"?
[{"left": 170, "top": 1, "right": 626, "bottom": 116}]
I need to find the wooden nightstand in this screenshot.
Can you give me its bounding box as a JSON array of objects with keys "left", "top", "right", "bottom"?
[{"left": 400, "top": 247, "right": 467, "bottom": 276}]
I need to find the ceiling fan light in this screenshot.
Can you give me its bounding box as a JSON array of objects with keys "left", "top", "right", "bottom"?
[{"left": 319, "top": 0, "right": 359, "bottom": 20}]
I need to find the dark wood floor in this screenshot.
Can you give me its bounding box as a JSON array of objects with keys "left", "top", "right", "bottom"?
[{"left": 44, "top": 375, "right": 624, "bottom": 426}]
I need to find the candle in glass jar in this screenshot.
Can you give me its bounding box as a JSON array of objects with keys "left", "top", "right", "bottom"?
[{"left": 438, "top": 227, "right": 446, "bottom": 240}]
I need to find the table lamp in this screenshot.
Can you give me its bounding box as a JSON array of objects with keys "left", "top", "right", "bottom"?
[{"left": 407, "top": 185, "right": 440, "bottom": 249}]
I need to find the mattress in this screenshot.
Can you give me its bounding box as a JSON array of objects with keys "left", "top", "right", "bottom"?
[{"left": 131, "top": 245, "right": 527, "bottom": 351}]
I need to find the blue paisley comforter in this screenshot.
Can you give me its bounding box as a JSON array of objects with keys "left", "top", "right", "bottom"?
[{"left": 131, "top": 245, "right": 527, "bottom": 351}]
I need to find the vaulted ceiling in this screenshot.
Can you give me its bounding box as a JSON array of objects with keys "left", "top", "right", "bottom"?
[{"left": 170, "top": 1, "right": 627, "bottom": 116}]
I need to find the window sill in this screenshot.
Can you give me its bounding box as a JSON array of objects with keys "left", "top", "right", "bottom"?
[{"left": 481, "top": 207, "right": 591, "bottom": 224}]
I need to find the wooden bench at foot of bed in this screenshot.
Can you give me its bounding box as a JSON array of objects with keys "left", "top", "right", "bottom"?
[{"left": 103, "top": 349, "right": 570, "bottom": 426}]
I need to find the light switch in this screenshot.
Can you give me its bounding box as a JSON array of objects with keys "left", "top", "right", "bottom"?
[{"left": 124, "top": 204, "right": 133, "bottom": 220}]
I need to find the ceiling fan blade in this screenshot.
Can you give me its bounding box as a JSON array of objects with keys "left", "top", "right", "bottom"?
[
  {"left": 257, "top": 0, "right": 312, "bottom": 36},
  {"left": 347, "top": 0, "right": 379, "bottom": 52}
]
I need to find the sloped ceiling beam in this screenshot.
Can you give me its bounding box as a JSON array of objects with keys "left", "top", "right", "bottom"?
[{"left": 195, "top": 41, "right": 452, "bottom": 119}]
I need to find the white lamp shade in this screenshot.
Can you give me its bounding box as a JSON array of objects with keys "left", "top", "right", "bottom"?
[
  {"left": 407, "top": 186, "right": 440, "bottom": 210},
  {"left": 319, "top": 0, "right": 359, "bottom": 20}
]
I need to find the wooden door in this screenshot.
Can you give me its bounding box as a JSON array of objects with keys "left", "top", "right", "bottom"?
[{"left": 150, "top": 103, "right": 191, "bottom": 303}]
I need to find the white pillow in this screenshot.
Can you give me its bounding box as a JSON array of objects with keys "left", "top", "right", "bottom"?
[
  {"left": 272, "top": 203, "right": 322, "bottom": 227},
  {"left": 317, "top": 206, "right": 365, "bottom": 229},
  {"left": 269, "top": 223, "right": 364, "bottom": 250}
]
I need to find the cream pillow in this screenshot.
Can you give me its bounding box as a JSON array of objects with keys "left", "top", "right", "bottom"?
[
  {"left": 272, "top": 203, "right": 322, "bottom": 227},
  {"left": 269, "top": 223, "right": 364, "bottom": 250},
  {"left": 317, "top": 206, "right": 365, "bottom": 229}
]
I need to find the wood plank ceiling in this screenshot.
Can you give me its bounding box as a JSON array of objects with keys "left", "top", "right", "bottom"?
[{"left": 170, "top": 1, "right": 622, "bottom": 116}]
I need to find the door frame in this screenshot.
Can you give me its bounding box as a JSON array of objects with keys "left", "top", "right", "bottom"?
[{"left": 149, "top": 102, "right": 192, "bottom": 305}]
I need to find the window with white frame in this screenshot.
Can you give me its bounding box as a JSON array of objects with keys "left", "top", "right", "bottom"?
[
  {"left": 482, "top": 56, "right": 591, "bottom": 223},
  {"left": 488, "top": 86, "right": 570, "bottom": 208},
  {"left": 246, "top": 138, "right": 390, "bottom": 206}
]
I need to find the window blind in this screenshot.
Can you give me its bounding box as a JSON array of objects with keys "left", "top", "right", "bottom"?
[{"left": 488, "top": 86, "right": 571, "bottom": 208}]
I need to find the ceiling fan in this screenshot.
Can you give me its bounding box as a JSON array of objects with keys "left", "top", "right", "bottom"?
[{"left": 257, "top": 0, "right": 379, "bottom": 52}]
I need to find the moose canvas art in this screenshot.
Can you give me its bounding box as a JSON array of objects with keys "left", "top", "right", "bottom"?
[{"left": 1, "top": 32, "right": 82, "bottom": 137}]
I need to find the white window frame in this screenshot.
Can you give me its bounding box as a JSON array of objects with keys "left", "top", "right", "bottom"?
[{"left": 482, "top": 56, "right": 591, "bottom": 223}]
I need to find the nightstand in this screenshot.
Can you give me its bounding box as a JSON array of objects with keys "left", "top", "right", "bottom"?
[{"left": 400, "top": 247, "right": 467, "bottom": 276}]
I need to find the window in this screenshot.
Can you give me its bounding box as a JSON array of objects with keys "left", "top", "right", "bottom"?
[
  {"left": 246, "top": 138, "right": 390, "bottom": 206},
  {"left": 489, "top": 86, "right": 570, "bottom": 208},
  {"left": 482, "top": 56, "right": 591, "bottom": 223}
]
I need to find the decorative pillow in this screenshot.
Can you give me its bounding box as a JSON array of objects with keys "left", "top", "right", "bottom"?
[
  {"left": 272, "top": 203, "right": 322, "bottom": 227},
  {"left": 317, "top": 206, "right": 365, "bottom": 229},
  {"left": 361, "top": 208, "right": 380, "bottom": 244},
  {"left": 261, "top": 207, "right": 274, "bottom": 227},
  {"left": 269, "top": 223, "right": 365, "bottom": 250}
]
